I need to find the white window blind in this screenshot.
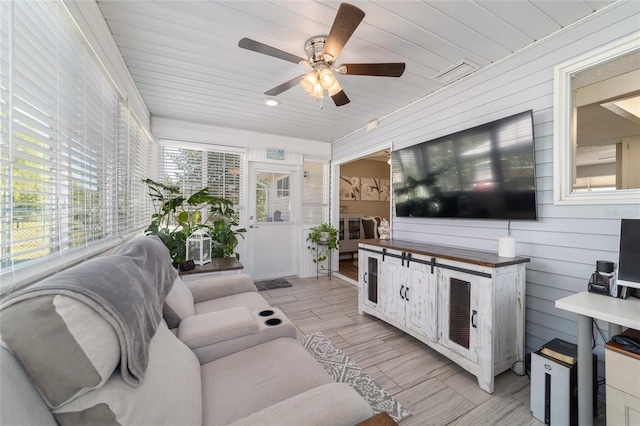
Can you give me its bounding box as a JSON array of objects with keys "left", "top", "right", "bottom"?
[
  {"left": 157, "top": 145, "right": 243, "bottom": 209},
  {"left": 0, "top": 1, "right": 153, "bottom": 292},
  {"left": 302, "top": 160, "right": 329, "bottom": 224}
]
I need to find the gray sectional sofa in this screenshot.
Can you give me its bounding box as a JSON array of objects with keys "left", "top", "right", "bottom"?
[{"left": 0, "top": 236, "right": 373, "bottom": 425}]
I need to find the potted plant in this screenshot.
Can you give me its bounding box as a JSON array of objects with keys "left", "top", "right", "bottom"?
[
  {"left": 143, "top": 178, "right": 246, "bottom": 268},
  {"left": 306, "top": 222, "right": 340, "bottom": 269}
]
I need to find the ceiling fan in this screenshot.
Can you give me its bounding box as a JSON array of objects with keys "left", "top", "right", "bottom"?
[{"left": 238, "top": 3, "right": 405, "bottom": 107}]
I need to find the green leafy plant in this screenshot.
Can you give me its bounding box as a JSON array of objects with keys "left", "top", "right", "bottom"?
[
  {"left": 306, "top": 222, "right": 340, "bottom": 269},
  {"left": 143, "top": 178, "right": 246, "bottom": 268}
]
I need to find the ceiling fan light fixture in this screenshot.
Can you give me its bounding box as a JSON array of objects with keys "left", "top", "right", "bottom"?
[
  {"left": 310, "top": 81, "right": 324, "bottom": 98},
  {"left": 319, "top": 68, "right": 336, "bottom": 89},
  {"left": 300, "top": 72, "right": 318, "bottom": 93}
]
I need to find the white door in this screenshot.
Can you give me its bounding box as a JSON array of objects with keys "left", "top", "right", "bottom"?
[{"left": 247, "top": 162, "right": 298, "bottom": 280}]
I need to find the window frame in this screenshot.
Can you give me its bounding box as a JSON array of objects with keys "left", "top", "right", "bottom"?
[{"left": 553, "top": 33, "right": 640, "bottom": 205}]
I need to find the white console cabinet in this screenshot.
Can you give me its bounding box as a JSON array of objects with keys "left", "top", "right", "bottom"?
[{"left": 358, "top": 239, "right": 529, "bottom": 393}]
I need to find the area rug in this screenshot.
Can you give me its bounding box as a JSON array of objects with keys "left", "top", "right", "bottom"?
[
  {"left": 298, "top": 332, "right": 411, "bottom": 422},
  {"left": 254, "top": 277, "right": 292, "bottom": 291}
]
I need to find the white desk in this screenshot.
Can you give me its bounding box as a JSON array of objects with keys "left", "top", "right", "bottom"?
[{"left": 556, "top": 292, "right": 640, "bottom": 426}]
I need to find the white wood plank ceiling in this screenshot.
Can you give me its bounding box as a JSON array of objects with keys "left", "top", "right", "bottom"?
[{"left": 96, "top": 0, "right": 615, "bottom": 143}]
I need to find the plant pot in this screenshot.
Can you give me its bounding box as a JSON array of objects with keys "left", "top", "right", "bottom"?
[{"left": 319, "top": 231, "right": 330, "bottom": 242}]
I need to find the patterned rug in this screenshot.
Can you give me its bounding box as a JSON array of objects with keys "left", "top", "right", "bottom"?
[
  {"left": 254, "top": 278, "right": 292, "bottom": 291},
  {"left": 298, "top": 332, "right": 411, "bottom": 422}
]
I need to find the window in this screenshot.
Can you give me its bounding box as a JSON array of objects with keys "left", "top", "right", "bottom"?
[
  {"left": 302, "top": 160, "right": 329, "bottom": 224},
  {"left": 156, "top": 144, "right": 244, "bottom": 219},
  {"left": 554, "top": 34, "right": 640, "bottom": 204},
  {"left": 0, "top": 1, "right": 153, "bottom": 292},
  {"left": 276, "top": 176, "right": 290, "bottom": 199},
  {"left": 255, "top": 171, "right": 290, "bottom": 222}
]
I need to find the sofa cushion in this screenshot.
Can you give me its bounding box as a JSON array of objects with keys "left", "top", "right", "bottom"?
[
  {"left": 163, "top": 276, "right": 195, "bottom": 327},
  {"left": 0, "top": 295, "right": 120, "bottom": 408},
  {"left": 228, "top": 383, "right": 373, "bottom": 426},
  {"left": 0, "top": 345, "right": 57, "bottom": 426},
  {"left": 201, "top": 337, "right": 333, "bottom": 426},
  {"left": 52, "top": 322, "right": 201, "bottom": 426},
  {"left": 194, "top": 291, "right": 270, "bottom": 315}
]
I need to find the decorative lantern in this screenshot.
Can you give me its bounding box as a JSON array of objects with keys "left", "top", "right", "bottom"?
[
  {"left": 378, "top": 218, "right": 390, "bottom": 240},
  {"left": 186, "top": 229, "right": 211, "bottom": 265}
]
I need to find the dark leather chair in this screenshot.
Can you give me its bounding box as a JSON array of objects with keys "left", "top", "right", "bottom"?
[{"left": 361, "top": 217, "right": 379, "bottom": 239}]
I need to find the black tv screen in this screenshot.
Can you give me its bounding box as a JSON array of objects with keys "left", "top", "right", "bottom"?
[{"left": 391, "top": 110, "right": 537, "bottom": 220}]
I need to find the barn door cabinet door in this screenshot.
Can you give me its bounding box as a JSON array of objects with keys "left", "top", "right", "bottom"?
[
  {"left": 437, "top": 268, "right": 482, "bottom": 363},
  {"left": 358, "top": 249, "right": 384, "bottom": 314}
]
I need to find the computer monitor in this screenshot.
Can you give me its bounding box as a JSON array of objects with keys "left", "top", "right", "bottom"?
[{"left": 617, "top": 219, "right": 640, "bottom": 291}]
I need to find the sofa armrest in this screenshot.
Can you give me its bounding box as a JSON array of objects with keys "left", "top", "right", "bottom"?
[
  {"left": 227, "top": 383, "right": 374, "bottom": 426},
  {"left": 184, "top": 308, "right": 297, "bottom": 364},
  {"left": 185, "top": 274, "right": 257, "bottom": 303},
  {"left": 177, "top": 307, "right": 258, "bottom": 349}
]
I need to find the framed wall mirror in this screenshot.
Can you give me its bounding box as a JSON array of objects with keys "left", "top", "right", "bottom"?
[{"left": 554, "top": 34, "right": 640, "bottom": 204}]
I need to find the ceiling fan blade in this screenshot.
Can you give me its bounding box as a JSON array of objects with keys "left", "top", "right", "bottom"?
[
  {"left": 323, "top": 3, "right": 365, "bottom": 62},
  {"left": 331, "top": 89, "right": 350, "bottom": 107},
  {"left": 339, "top": 63, "right": 406, "bottom": 77},
  {"left": 264, "top": 75, "right": 304, "bottom": 96},
  {"left": 239, "top": 38, "right": 305, "bottom": 64}
]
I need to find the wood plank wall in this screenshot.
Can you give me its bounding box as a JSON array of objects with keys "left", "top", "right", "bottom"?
[{"left": 331, "top": 1, "right": 640, "bottom": 389}]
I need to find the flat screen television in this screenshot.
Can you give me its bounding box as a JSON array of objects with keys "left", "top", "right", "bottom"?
[
  {"left": 391, "top": 110, "right": 537, "bottom": 220},
  {"left": 617, "top": 218, "right": 640, "bottom": 291}
]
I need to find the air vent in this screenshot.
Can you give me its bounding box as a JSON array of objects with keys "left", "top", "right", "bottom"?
[{"left": 432, "top": 59, "right": 479, "bottom": 85}]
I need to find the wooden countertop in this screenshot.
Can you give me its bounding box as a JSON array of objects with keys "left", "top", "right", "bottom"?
[
  {"left": 605, "top": 328, "right": 640, "bottom": 361},
  {"left": 359, "top": 238, "right": 530, "bottom": 268},
  {"left": 179, "top": 257, "right": 243, "bottom": 276}
]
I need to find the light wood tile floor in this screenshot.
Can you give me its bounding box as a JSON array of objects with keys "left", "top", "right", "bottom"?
[{"left": 259, "top": 275, "right": 607, "bottom": 426}]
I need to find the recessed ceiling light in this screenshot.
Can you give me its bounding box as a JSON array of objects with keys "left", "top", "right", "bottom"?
[{"left": 264, "top": 98, "right": 280, "bottom": 107}]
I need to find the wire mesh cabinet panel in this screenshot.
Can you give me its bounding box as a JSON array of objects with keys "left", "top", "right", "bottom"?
[{"left": 438, "top": 271, "right": 481, "bottom": 363}]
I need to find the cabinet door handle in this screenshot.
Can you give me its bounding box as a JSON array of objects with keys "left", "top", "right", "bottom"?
[
  {"left": 363, "top": 272, "right": 368, "bottom": 284},
  {"left": 405, "top": 287, "right": 409, "bottom": 301},
  {"left": 471, "top": 310, "right": 477, "bottom": 328},
  {"left": 400, "top": 285, "right": 405, "bottom": 300}
]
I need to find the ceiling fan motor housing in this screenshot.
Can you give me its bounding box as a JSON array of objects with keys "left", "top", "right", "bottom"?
[{"left": 305, "top": 36, "right": 331, "bottom": 65}]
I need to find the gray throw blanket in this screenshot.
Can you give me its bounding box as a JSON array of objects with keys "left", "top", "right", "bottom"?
[{"left": 0, "top": 235, "right": 177, "bottom": 387}]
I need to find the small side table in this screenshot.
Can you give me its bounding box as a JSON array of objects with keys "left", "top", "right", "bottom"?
[
  {"left": 316, "top": 241, "right": 332, "bottom": 280},
  {"left": 179, "top": 257, "right": 243, "bottom": 281}
]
